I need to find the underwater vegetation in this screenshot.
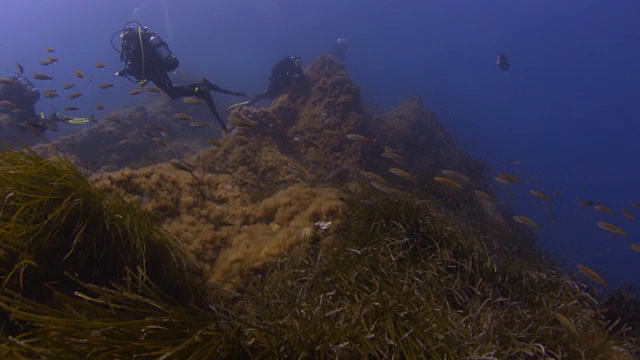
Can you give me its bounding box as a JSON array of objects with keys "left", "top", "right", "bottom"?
[{"left": 0, "top": 56, "right": 638, "bottom": 358}]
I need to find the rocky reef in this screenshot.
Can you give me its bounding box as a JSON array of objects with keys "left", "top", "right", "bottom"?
[{"left": 1, "top": 56, "right": 637, "bottom": 358}]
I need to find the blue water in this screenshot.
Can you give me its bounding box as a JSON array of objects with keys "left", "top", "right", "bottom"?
[{"left": 1, "top": 0, "right": 638, "bottom": 288}]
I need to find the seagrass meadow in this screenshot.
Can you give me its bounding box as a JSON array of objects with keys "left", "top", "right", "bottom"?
[{"left": 0, "top": 57, "right": 638, "bottom": 358}]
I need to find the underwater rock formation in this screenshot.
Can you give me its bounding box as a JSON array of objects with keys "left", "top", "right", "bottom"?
[{"left": 1, "top": 56, "right": 638, "bottom": 358}]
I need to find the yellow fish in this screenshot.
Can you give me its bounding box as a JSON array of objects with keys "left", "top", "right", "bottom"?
[
  {"left": 389, "top": 168, "right": 417, "bottom": 182},
  {"left": 68, "top": 92, "right": 83, "bottom": 99},
  {"left": 440, "top": 170, "right": 470, "bottom": 183},
  {"left": 73, "top": 70, "right": 85, "bottom": 79},
  {"left": 530, "top": 190, "right": 552, "bottom": 202},
  {"left": 433, "top": 176, "right": 461, "bottom": 189},
  {"left": 183, "top": 97, "right": 205, "bottom": 105},
  {"left": 576, "top": 264, "right": 607, "bottom": 287},
  {"left": 98, "top": 83, "right": 114, "bottom": 89},
  {"left": 596, "top": 222, "right": 626, "bottom": 236},
  {"left": 95, "top": 104, "right": 105, "bottom": 110},
  {"left": 622, "top": 208, "right": 636, "bottom": 221},
  {"left": 63, "top": 82, "right": 75, "bottom": 90},
  {"left": 32, "top": 73, "right": 53, "bottom": 80},
  {"left": 173, "top": 113, "right": 192, "bottom": 121},
  {"left": 129, "top": 88, "right": 145, "bottom": 95},
  {"left": 474, "top": 190, "right": 494, "bottom": 201},
  {"left": 95, "top": 62, "right": 107, "bottom": 68},
  {"left": 345, "top": 133, "right": 375, "bottom": 143},
  {"left": 593, "top": 205, "right": 615, "bottom": 215},
  {"left": 361, "top": 171, "right": 387, "bottom": 184},
  {"left": 513, "top": 216, "right": 539, "bottom": 228},
  {"left": 631, "top": 244, "right": 640, "bottom": 253}
]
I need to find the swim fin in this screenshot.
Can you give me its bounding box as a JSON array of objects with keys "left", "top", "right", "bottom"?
[{"left": 227, "top": 101, "right": 250, "bottom": 110}]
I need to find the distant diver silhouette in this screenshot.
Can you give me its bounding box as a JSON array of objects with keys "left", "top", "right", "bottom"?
[{"left": 497, "top": 52, "right": 510, "bottom": 77}]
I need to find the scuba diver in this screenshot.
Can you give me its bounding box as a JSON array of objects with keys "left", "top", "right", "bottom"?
[
  {"left": 497, "top": 53, "right": 510, "bottom": 76},
  {"left": 229, "top": 56, "right": 303, "bottom": 109},
  {"left": 113, "top": 22, "right": 246, "bottom": 132},
  {"left": 0, "top": 70, "right": 89, "bottom": 136}
]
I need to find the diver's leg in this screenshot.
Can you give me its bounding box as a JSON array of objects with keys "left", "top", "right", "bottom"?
[{"left": 201, "top": 78, "right": 245, "bottom": 97}]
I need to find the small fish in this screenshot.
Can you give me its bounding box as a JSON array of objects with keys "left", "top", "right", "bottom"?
[
  {"left": 16, "top": 64, "right": 24, "bottom": 74},
  {"left": 0, "top": 77, "right": 15, "bottom": 85},
  {"left": 145, "top": 85, "right": 163, "bottom": 93},
  {"left": 183, "top": 97, "right": 205, "bottom": 105},
  {"left": 493, "top": 175, "right": 511, "bottom": 186},
  {"left": 95, "top": 104, "right": 105, "bottom": 110},
  {"left": 346, "top": 133, "right": 375, "bottom": 143},
  {"left": 95, "top": 62, "right": 107, "bottom": 68},
  {"left": 42, "top": 90, "right": 59, "bottom": 99},
  {"left": 622, "top": 208, "right": 636, "bottom": 221},
  {"left": 152, "top": 137, "right": 168, "bottom": 146},
  {"left": 173, "top": 113, "right": 192, "bottom": 121},
  {"left": 231, "top": 135, "right": 250, "bottom": 143},
  {"left": 576, "top": 264, "right": 607, "bottom": 287},
  {"left": 530, "top": 190, "right": 552, "bottom": 202},
  {"left": 389, "top": 168, "right": 417, "bottom": 182},
  {"left": 498, "top": 172, "right": 520, "bottom": 183},
  {"left": 286, "top": 162, "right": 310, "bottom": 175},
  {"left": 39, "top": 59, "right": 53, "bottom": 66},
  {"left": 293, "top": 136, "right": 319, "bottom": 148},
  {"left": 381, "top": 152, "right": 404, "bottom": 161},
  {"left": 73, "top": 70, "right": 85, "bottom": 79},
  {"left": 433, "top": 176, "right": 461, "bottom": 189},
  {"left": 361, "top": 171, "right": 387, "bottom": 184},
  {"left": 631, "top": 244, "right": 640, "bottom": 253},
  {"left": 129, "top": 88, "right": 145, "bottom": 95},
  {"left": 593, "top": 205, "right": 615, "bottom": 215},
  {"left": 11, "top": 108, "right": 24, "bottom": 115},
  {"left": 63, "top": 82, "right": 75, "bottom": 90},
  {"left": 47, "top": 56, "right": 58, "bottom": 63},
  {"left": 441, "top": 170, "right": 470, "bottom": 183},
  {"left": 207, "top": 139, "right": 222, "bottom": 147},
  {"left": 98, "top": 83, "right": 113, "bottom": 89},
  {"left": 190, "top": 121, "right": 211, "bottom": 128},
  {"left": 474, "top": 190, "right": 494, "bottom": 201},
  {"left": 596, "top": 222, "right": 626, "bottom": 236},
  {"left": 68, "top": 92, "right": 83, "bottom": 99},
  {"left": 32, "top": 73, "right": 53, "bottom": 80},
  {"left": 170, "top": 160, "right": 195, "bottom": 173},
  {"left": 513, "top": 216, "right": 539, "bottom": 228},
  {"left": 64, "top": 106, "right": 80, "bottom": 111},
  {"left": 382, "top": 145, "right": 399, "bottom": 153},
  {"left": 160, "top": 131, "right": 172, "bottom": 139},
  {"left": 630, "top": 201, "right": 640, "bottom": 209},
  {"left": 306, "top": 153, "right": 330, "bottom": 163},
  {"left": 370, "top": 181, "right": 398, "bottom": 195},
  {"left": 45, "top": 47, "right": 55, "bottom": 53},
  {"left": 579, "top": 199, "right": 597, "bottom": 207}
]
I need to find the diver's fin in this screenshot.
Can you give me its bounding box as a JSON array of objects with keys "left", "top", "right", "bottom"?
[
  {"left": 64, "top": 117, "right": 90, "bottom": 125},
  {"left": 227, "top": 101, "right": 250, "bottom": 110}
]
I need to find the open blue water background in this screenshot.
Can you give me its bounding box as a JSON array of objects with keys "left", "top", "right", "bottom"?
[{"left": 1, "top": 0, "right": 638, "bottom": 288}]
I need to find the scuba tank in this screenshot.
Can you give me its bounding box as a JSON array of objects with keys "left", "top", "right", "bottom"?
[{"left": 147, "top": 33, "right": 179, "bottom": 72}]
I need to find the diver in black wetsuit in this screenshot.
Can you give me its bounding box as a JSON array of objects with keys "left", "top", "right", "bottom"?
[
  {"left": 114, "top": 22, "right": 246, "bottom": 132},
  {"left": 0, "top": 72, "right": 84, "bottom": 135},
  {"left": 230, "top": 56, "right": 303, "bottom": 109}
]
